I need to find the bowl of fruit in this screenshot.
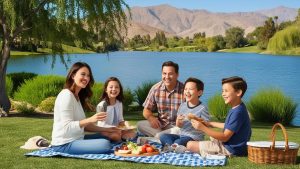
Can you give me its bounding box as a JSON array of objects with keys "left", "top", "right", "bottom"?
[{"left": 115, "top": 142, "right": 159, "bottom": 157}]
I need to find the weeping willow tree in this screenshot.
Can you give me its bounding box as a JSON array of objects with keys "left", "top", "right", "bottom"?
[
  {"left": 267, "top": 25, "right": 300, "bottom": 51},
  {"left": 0, "top": 0, "right": 130, "bottom": 114}
]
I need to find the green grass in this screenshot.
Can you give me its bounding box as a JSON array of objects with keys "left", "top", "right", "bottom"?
[
  {"left": 11, "top": 44, "right": 94, "bottom": 56},
  {"left": 263, "top": 47, "right": 300, "bottom": 56},
  {"left": 0, "top": 112, "right": 299, "bottom": 169},
  {"left": 219, "top": 46, "right": 264, "bottom": 53}
]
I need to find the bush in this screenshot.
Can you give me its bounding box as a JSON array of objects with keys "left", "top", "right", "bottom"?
[
  {"left": 134, "top": 81, "right": 157, "bottom": 107},
  {"left": 38, "top": 97, "right": 56, "bottom": 112},
  {"left": 247, "top": 88, "right": 297, "bottom": 125},
  {"left": 7, "top": 72, "right": 37, "bottom": 95},
  {"left": 267, "top": 25, "right": 300, "bottom": 51},
  {"left": 15, "top": 102, "right": 36, "bottom": 115},
  {"left": 123, "top": 88, "right": 134, "bottom": 112},
  {"left": 14, "top": 75, "right": 65, "bottom": 106},
  {"left": 5, "top": 76, "right": 13, "bottom": 97},
  {"left": 91, "top": 82, "right": 104, "bottom": 107},
  {"left": 208, "top": 93, "right": 230, "bottom": 121}
]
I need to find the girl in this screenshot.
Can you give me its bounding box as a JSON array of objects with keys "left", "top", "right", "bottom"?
[
  {"left": 51, "top": 62, "right": 121, "bottom": 154},
  {"left": 96, "top": 77, "right": 136, "bottom": 141}
]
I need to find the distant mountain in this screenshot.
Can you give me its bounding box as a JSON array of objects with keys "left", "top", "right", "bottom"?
[
  {"left": 125, "top": 4, "right": 298, "bottom": 38},
  {"left": 256, "top": 6, "right": 298, "bottom": 22}
]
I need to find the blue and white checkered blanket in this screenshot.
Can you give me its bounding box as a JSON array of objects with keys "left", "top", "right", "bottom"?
[{"left": 26, "top": 143, "right": 226, "bottom": 167}]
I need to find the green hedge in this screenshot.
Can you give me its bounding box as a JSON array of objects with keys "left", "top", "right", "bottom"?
[
  {"left": 14, "top": 75, "right": 65, "bottom": 106},
  {"left": 208, "top": 93, "right": 230, "bottom": 121},
  {"left": 5, "top": 76, "right": 13, "bottom": 97},
  {"left": 247, "top": 88, "right": 297, "bottom": 125},
  {"left": 7, "top": 72, "right": 37, "bottom": 95},
  {"left": 91, "top": 83, "right": 104, "bottom": 107},
  {"left": 134, "top": 81, "right": 157, "bottom": 107}
]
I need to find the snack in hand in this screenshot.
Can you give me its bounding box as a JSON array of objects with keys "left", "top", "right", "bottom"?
[{"left": 187, "top": 113, "right": 205, "bottom": 122}]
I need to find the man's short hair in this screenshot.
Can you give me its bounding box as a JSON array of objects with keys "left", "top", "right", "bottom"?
[
  {"left": 162, "top": 61, "right": 179, "bottom": 73},
  {"left": 222, "top": 76, "right": 247, "bottom": 98}
]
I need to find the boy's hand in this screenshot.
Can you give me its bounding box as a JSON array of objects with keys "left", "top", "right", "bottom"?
[
  {"left": 191, "top": 119, "right": 206, "bottom": 131},
  {"left": 176, "top": 114, "right": 185, "bottom": 127}
]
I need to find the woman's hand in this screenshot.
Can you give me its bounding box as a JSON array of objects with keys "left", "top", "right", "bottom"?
[
  {"left": 106, "top": 127, "right": 122, "bottom": 135},
  {"left": 88, "top": 112, "right": 107, "bottom": 123}
]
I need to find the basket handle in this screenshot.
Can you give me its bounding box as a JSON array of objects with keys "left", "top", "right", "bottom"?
[{"left": 270, "top": 123, "right": 289, "bottom": 151}]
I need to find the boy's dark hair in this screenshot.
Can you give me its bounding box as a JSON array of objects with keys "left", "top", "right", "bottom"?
[
  {"left": 222, "top": 76, "right": 247, "bottom": 98},
  {"left": 184, "top": 77, "right": 204, "bottom": 91},
  {"left": 162, "top": 61, "right": 179, "bottom": 73}
]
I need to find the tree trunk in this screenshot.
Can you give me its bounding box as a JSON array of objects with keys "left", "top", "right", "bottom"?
[{"left": 0, "top": 39, "right": 11, "bottom": 114}]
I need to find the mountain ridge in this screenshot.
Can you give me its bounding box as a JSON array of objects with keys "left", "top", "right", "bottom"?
[{"left": 125, "top": 4, "right": 298, "bottom": 38}]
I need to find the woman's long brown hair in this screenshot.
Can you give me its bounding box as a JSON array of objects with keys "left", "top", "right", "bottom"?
[{"left": 64, "top": 62, "right": 95, "bottom": 111}]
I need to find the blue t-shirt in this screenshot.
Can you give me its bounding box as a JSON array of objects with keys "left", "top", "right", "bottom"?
[{"left": 223, "top": 103, "right": 251, "bottom": 156}]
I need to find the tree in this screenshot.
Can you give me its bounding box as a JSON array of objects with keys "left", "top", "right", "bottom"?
[
  {"left": 257, "top": 17, "right": 276, "bottom": 49},
  {"left": 0, "top": 0, "right": 129, "bottom": 114},
  {"left": 225, "top": 27, "right": 246, "bottom": 49}
]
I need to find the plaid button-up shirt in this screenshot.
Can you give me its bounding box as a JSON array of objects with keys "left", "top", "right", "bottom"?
[{"left": 143, "top": 81, "right": 185, "bottom": 128}]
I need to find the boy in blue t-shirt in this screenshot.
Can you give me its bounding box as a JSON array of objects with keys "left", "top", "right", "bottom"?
[{"left": 187, "top": 76, "right": 251, "bottom": 156}]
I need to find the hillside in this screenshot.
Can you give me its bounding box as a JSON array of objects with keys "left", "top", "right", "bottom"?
[{"left": 126, "top": 4, "right": 298, "bottom": 38}]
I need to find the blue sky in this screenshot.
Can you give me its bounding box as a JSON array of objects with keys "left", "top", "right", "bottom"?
[{"left": 125, "top": 0, "right": 300, "bottom": 12}]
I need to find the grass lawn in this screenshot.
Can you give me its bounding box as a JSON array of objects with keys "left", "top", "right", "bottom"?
[
  {"left": 219, "top": 46, "right": 264, "bottom": 53},
  {"left": 0, "top": 111, "right": 299, "bottom": 169},
  {"left": 10, "top": 44, "right": 94, "bottom": 57}
]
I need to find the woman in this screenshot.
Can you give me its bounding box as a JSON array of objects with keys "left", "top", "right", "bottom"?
[{"left": 51, "top": 62, "right": 121, "bottom": 154}]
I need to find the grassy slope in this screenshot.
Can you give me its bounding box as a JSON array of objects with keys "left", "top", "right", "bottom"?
[
  {"left": 11, "top": 44, "right": 94, "bottom": 56},
  {"left": 219, "top": 46, "right": 264, "bottom": 53},
  {"left": 0, "top": 112, "right": 299, "bottom": 169}
]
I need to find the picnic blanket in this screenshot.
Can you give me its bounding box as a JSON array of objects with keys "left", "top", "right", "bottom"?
[{"left": 25, "top": 142, "right": 226, "bottom": 167}]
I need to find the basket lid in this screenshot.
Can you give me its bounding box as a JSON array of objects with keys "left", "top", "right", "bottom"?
[{"left": 247, "top": 141, "right": 299, "bottom": 149}]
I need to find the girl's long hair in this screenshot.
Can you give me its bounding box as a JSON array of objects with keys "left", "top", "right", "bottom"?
[
  {"left": 100, "top": 77, "right": 124, "bottom": 105},
  {"left": 64, "top": 62, "right": 95, "bottom": 111}
]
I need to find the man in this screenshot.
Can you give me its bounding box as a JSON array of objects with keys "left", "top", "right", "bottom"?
[{"left": 137, "top": 61, "right": 185, "bottom": 138}]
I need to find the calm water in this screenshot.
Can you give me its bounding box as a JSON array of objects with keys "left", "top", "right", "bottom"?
[{"left": 7, "top": 51, "right": 300, "bottom": 126}]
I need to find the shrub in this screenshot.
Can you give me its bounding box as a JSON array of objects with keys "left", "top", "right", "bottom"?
[
  {"left": 5, "top": 76, "right": 13, "bottom": 97},
  {"left": 247, "top": 88, "right": 297, "bottom": 125},
  {"left": 267, "top": 25, "right": 300, "bottom": 51},
  {"left": 123, "top": 88, "right": 134, "bottom": 112},
  {"left": 7, "top": 72, "right": 37, "bottom": 95},
  {"left": 15, "top": 102, "right": 36, "bottom": 115},
  {"left": 134, "top": 81, "right": 157, "bottom": 107},
  {"left": 14, "top": 75, "right": 65, "bottom": 106},
  {"left": 91, "top": 82, "right": 104, "bottom": 107},
  {"left": 38, "top": 97, "right": 56, "bottom": 112},
  {"left": 208, "top": 93, "right": 230, "bottom": 121}
]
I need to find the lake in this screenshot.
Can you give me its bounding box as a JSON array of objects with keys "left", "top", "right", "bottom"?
[{"left": 7, "top": 51, "right": 300, "bottom": 126}]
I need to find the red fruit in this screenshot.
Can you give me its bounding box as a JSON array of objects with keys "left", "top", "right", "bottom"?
[
  {"left": 146, "top": 146, "right": 154, "bottom": 153},
  {"left": 123, "top": 146, "right": 128, "bottom": 150},
  {"left": 141, "top": 145, "right": 147, "bottom": 153}
]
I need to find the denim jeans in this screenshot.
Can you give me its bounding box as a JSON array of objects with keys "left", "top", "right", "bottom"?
[
  {"left": 52, "top": 133, "right": 112, "bottom": 154},
  {"left": 159, "top": 133, "right": 194, "bottom": 146}
]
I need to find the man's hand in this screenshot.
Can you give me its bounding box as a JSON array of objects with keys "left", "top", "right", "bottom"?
[{"left": 148, "top": 116, "right": 161, "bottom": 129}]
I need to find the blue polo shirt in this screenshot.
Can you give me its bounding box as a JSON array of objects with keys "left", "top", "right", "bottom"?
[{"left": 223, "top": 102, "right": 251, "bottom": 156}]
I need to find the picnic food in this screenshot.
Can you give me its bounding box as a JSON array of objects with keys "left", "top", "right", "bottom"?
[
  {"left": 187, "top": 113, "right": 205, "bottom": 122},
  {"left": 115, "top": 142, "right": 159, "bottom": 156}
]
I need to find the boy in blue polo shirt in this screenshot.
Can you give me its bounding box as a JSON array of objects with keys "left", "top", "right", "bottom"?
[{"left": 187, "top": 76, "right": 251, "bottom": 156}]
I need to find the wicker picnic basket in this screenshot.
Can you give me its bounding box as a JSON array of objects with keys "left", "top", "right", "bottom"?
[{"left": 247, "top": 123, "right": 299, "bottom": 164}]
